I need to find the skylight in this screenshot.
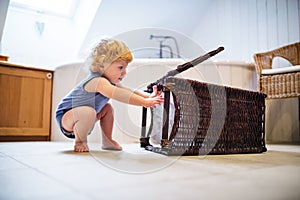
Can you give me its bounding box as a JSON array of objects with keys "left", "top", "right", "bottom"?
[{"left": 10, "top": 0, "right": 79, "bottom": 18}]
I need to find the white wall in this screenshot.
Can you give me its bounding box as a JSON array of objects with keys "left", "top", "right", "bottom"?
[
  {"left": 195, "top": 0, "right": 300, "bottom": 61},
  {"left": 1, "top": 0, "right": 101, "bottom": 68},
  {"left": 81, "top": 0, "right": 300, "bottom": 62},
  {"left": 0, "top": 0, "right": 9, "bottom": 49},
  {"left": 1, "top": 0, "right": 299, "bottom": 68}
]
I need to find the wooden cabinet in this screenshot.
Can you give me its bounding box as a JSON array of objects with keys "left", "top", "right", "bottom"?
[{"left": 0, "top": 62, "right": 53, "bottom": 141}]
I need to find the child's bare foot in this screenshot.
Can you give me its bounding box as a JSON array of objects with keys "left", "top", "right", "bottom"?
[
  {"left": 74, "top": 142, "right": 89, "bottom": 152},
  {"left": 102, "top": 139, "right": 122, "bottom": 151}
]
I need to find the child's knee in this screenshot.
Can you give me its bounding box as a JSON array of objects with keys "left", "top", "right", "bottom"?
[
  {"left": 101, "top": 103, "right": 114, "bottom": 115},
  {"left": 79, "top": 106, "right": 97, "bottom": 119},
  {"left": 97, "top": 103, "right": 114, "bottom": 119},
  {"left": 104, "top": 103, "right": 113, "bottom": 113}
]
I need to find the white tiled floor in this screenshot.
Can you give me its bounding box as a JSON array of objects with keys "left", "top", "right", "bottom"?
[{"left": 0, "top": 142, "right": 300, "bottom": 200}]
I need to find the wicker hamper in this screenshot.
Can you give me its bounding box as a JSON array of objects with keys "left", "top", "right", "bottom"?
[{"left": 148, "top": 77, "right": 267, "bottom": 156}]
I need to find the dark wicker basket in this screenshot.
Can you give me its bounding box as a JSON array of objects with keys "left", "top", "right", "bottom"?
[{"left": 148, "top": 77, "right": 267, "bottom": 156}]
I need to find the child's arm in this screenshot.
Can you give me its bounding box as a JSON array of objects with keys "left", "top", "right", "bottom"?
[{"left": 96, "top": 78, "right": 163, "bottom": 108}]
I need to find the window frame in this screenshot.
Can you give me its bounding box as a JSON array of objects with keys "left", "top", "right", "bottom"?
[{"left": 9, "top": 0, "right": 80, "bottom": 18}]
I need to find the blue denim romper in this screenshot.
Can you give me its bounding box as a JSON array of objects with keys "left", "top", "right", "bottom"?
[{"left": 56, "top": 72, "right": 111, "bottom": 138}]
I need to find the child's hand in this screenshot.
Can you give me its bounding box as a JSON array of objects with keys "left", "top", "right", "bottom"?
[
  {"left": 149, "top": 85, "right": 163, "bottom": 98},
  {"left": 143, "top": 95, "right": 164, "bottom": 108}
]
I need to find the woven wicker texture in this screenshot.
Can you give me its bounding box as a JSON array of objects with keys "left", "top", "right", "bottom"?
[
  {"left": 149, "top": 77, "right": 267, "bottom": 156},
  {"left": 253, "top": 42, "right": 300, "bottom": 99}
]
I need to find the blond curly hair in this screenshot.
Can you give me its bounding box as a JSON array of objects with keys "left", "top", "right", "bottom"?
[{"left": 89, "top": 39, "right": 133, "bottom": 73}]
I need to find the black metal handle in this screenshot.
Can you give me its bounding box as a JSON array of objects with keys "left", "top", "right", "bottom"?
[{"left": 145, "top": 47, "right": 225, "bottom": 93}]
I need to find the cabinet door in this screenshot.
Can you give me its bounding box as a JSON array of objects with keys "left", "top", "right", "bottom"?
[{"left": 0, "top": 66, "right": 52, "bottom": 140}]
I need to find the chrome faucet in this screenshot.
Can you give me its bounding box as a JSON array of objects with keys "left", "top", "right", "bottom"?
[{"left": 149, "top": 35, "right": 180, "bottom": 58}]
